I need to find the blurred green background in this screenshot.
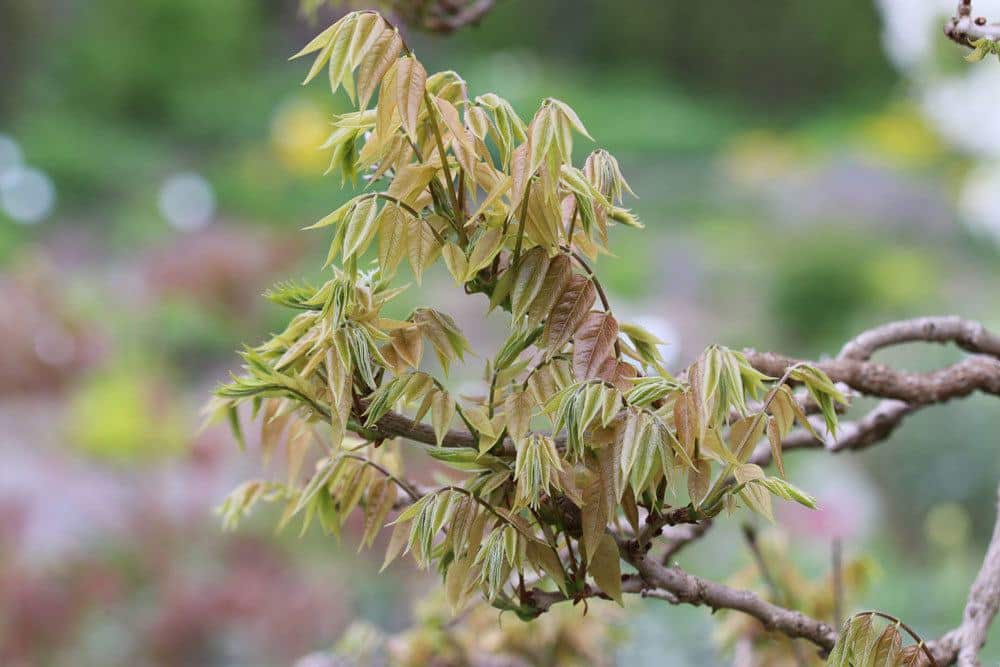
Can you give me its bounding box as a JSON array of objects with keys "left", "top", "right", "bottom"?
[{"left": 1, "top": 0, "right": 998, "bottom": 665}]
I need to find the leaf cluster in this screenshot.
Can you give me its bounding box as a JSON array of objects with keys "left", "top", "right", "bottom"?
[{"left": 211, "top": 10, "right": 846, "bottom": 617}]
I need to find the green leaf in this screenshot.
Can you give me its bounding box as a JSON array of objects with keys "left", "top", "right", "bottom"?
[{"left": 589, "top": 534, "right": 623, "bottom": 605}]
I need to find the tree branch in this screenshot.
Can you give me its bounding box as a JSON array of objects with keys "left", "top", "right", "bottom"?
[
  {"left": 619, "top": 544, "right": 838, "bottom": 651},
  {"left": 416, "top": 0, "right": 497, "bottom": 34},
  {"left": 839, "top": 316, "right": 1000, "bottom": 362},
  {"left": 930, "top": 483, "right": 1000, "bottom": 666},
  {"left": 946, "top": 0, "right": 1000, "bottom": 47},
  {"left": 354, "top": 318, "right": 999, "bottom": 464},
  {"left": 742, "top": 351, "right": 1000, "bottom": 404}
]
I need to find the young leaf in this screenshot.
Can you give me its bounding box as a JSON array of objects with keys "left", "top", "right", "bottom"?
[
  {"left": 871, "top": 623, "right": 903, "bottom": 667},
  {"left": 505, "top": 390, "right": 533, "bottom": 442},
  {"left": 765, "top": 415, "right": 785, "bottom": 478},
  {"left": 396, "top": 55, "right": 427, "bottom": 140},
  {"left": 687, "top": 458, "right": 712, "bottom": 508},
  {"left": 734, "top": 463, "right": 773, "bottom": 521},
  {"left": 431, "top": 390, "right": 455, "bottom": 446},
  {"left": 526, "top": 253, "right": 572, "bottom": 326},
  {"left": 406, "top": 216, "right": 441, "bottom": 284},
  {"left": 510, "top": 246, "right": 550, "bottom": 321},
  {"left": 377, "top": 202, "right": 408, "bottom": 276},
  {"left": 464, "top": 227, "right": 505, "bottom": 279},
  {"left": 441, "top": 242, "right": 468, "bottom": 284},
  {"left": 357, "top": 28, "right": 403, "bottom": 109},
  {"left": 589, "top": 534, "right": 623, "bottom": 605},
  {"left": 542, "top": 274, "right": 596, "bottom": 352},
  {"left": 528, "top": 103, "right": 556, "bottom": 176},
  {"left": 572, "top": 312, "right": 619, "bottom": 381},
  {"left": 343, "top": 197, "right": 379, "bottom": 259}
]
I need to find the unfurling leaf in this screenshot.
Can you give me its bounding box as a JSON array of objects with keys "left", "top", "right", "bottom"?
[
  {"left": 513, "top": 434, "right": 563, "bottom": 510},
  {"left": 687, "top": 458, "right": 711, "bottom": 508}
]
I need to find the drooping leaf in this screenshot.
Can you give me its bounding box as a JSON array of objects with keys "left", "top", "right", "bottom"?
[
  {"left": 589, "top": 533, "right": 623, "bottom": 605},
  {"left": 357, "top": 27, "right": 403, "bottom": 109},
  {"left": 406, "top": 217, "right": 441, "bottom": 284}
]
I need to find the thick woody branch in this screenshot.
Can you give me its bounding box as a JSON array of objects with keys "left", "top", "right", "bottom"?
[
  {"left": 356, "top": 318, "right": 999, "bottom": 460},
  {"left": 929, "top": 484, "right": 1000, "bottom": 666},
  {"left": 946, "top": 0, "right": 1000, "bottom": 47},
  {"left": 839, "top": 316, "right": 1000, "bottom": 362},
  {"left": 742, "top": 351, "right": 1000, "bottom": 404},
  {"left": 401, "top": 0, "right": 496, "bottom": 34}
]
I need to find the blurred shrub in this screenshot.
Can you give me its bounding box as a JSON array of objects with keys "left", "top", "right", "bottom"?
[
  {"left": 66, "top": 362, "right": 186, "bottom": 464},
  {"left": 37, "top": 0, "right": 263, "bottom": 136},
  {"left": 143, "top": 227, "right": 303, "bottom": 315},
  {"left": 769, "top": 232, "right": 938, "bottom": 352},
  {"left": 323, "top": 589, "right": 624, "bottom": 667},
  {"left": 0, "top": 252, "right": 101, "bottom": 394},
  {"left": 443, "top": 0, "right": 896, "bottom": 111}
]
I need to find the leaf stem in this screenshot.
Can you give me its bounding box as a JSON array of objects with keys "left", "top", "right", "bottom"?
[
  {"left": 368, "top": 192, "right": 447, "bottom": 245},
  {"left": 511, "top": 178, "right": 533, "bottom": 266},
  {"left": 341, "top": 452, "right": 421, "bottom": 501},
  {"left": 423, "top": 90, "right": 467, "bottom": 244}
]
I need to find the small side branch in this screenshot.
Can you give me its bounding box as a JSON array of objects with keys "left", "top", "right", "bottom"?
[{"left": 621, "top": 545, "right": 838, "bottom": 651}]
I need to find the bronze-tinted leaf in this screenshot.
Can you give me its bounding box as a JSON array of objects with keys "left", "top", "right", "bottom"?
[
  {"left": 445, "top": 553, "right": 474, "bottom": 612},
  {"left": 509, "top": 142, "right": 531, "bottom": 211},
  {"left": 673, "top": 391, "right": 696, "bottom": 461},
  {"left": 407, "top": 216, "right": 441, "bottom": 284},
  {"left": 729, "top": 415, "right": 766, "bottom": 464},
  {"left": 573, "top": 312, "right": 618, "bottom": 381},
  {"left": 510, "top": 246, "right": 550, "bottom": 321},
  {"left": 441, "top": 242, "right": 468, "bottom": 284},
  {"left": 687, "top": 458, "right": 711, "bottom": 507},
  {"left": 389, "top": 325, "right": 423, "bottom": 369},
  {"left": 542, "top": 274, "right": 596, "bottom": 351},
  {"left": 504, "top": 391, "right": 533, "bottom": 442},
  {"left": 872, "top": 623, "right": 902, "bottom": 666},
  {"left": 358, "top": 28, "right": 402, "bottom": 109},
  {"left": 431, "top": 390, "right": 455, "bottom": 446},
  {"left": 377, "top": 202, "right": 408, "bottom": 275},
  {"left": 526, "top": 253, "right": 571, "bottom": 326},
  {"left": 396, "top": 55, "right": 427, "bottom": 140},
  {"left": 609, "top": 360, "right": 637, "bottom": 392},
  {"left": 581, "top": 445, "right": 616, "bottom": 563},
  {"left": 765, "top": 415, "right": 785, "bottom": 478}
]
